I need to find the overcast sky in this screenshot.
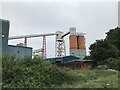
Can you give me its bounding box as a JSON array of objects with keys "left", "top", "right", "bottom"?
[{"left": 0, "top": 1, "right": 118, "bottom": 57}]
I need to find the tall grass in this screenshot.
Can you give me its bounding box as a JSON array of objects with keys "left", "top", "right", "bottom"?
[{"left": 61, "top": 69, "right": 118, "bottom": 88}]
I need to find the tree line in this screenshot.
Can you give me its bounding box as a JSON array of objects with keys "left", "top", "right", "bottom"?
[{"left": 89, "top": 27, "right": 120, "bottom": 70}]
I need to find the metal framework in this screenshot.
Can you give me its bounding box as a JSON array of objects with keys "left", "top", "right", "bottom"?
[
  {"left": 55, "top": 32, "right": 69, "bottom": 57},
  {"left": 32, "top": 49, "right": 43, "bottom": 56},
  {"left": 55, "top": 39, "right": 66, "bottom": 57},
  {"left": 9, "top": 31, "right": 70, "bottom": 58},
  {"left": 42, "top": 35, "right": 46, "bottom": 59}
]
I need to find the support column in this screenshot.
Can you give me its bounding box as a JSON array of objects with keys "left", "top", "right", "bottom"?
[
  {"left": 24, "top": 37, "right": 27, "bottom": 47},
  {"left": 42, "top": 35, "right": 46, "bottom": 59}
]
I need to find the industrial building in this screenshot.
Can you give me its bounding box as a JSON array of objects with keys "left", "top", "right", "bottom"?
[
  {"left": 0, "top": 19, "right": 32, "bottom": 58},
  {"left": 69, "top": 27, "right": 86, "bottom": 59},
  {"left": 1, "top": 19, "right": 94, "bottom": 69},
  {"left": 46, "top": 55, "right": 94, "bottom": 69}
]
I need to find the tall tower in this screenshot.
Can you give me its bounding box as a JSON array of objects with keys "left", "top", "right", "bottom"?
[
  {"left": 69, "top": 27, "right": 78, "bottom": 56},
  {"left": 55, "top": 31, "right": 66, "bottom": 57},
  {"left": 69, "top": 27, "right": 86, "bottom": 59}
]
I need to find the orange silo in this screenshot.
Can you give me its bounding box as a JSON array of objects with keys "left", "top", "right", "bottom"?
[
  {"left": 77, "top": 35, "right": 86, "bottom": 50},
  {"left": 69, "top": 35, "right": 77, "bottom": 49},
  {"left": 69, "top": 27, "right": 86, "bottom": 59}
]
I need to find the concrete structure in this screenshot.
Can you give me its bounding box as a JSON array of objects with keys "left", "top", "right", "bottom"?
[
  {"left": 0, "top": 19, "right": 32, "bottom": 58},
  {"left": 69, "top": 27, "right": 86, "bottom": 59}
]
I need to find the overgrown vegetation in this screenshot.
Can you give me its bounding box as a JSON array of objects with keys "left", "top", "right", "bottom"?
[
  {"left": 61, "top": 69, "right": 118, "bottom": 88},
  {"left": 2, "top": 27, "right": 120, "bottom": 88},
  {"left": 89, "top": 27, "right": 120, "bottom": 70},
  {"left": 2, "top": 55, "right": 77, "bottom": 88},
  {"left": 2, "top": 55, "right": 118, "bottom": 88}
]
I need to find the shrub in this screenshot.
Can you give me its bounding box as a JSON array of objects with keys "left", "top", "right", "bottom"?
[
  {"left": 2, "top": 55, "right": 76, "bottom": 88},
  {"left": 104, "top": 57, "right": 120, "bottom": 71},
  {"left": 96, "top": 65, "right": 110, "bottom": 70}
]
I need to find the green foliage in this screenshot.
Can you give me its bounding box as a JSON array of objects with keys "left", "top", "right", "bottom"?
[
  {"left": 90, "top": 39, "right": 119, "bottom": 65},
  {"left": 105, "top": 57, "right": 120, "bottom": 71},
  {"left": 2, "top": 55, "right": 76, "bottom": 88},
  {"left": 89, "top": 27, "right": 120, "bottom": 68},
  {"left": 2, "top": 55, "right": 118, "bottom": 88},
  {"left": 96, "top": 65, "right": 110, "bottom": 70},
  {"left": 106, "top": 27, "right": 120, "bottom": 51},
  {"left": 61, "top": 69, "right": 118, "bottom": 88}
]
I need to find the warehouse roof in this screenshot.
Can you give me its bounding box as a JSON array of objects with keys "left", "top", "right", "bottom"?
[
  {"left": 46, "top": 55, "right": 93, "bottom": 63},
  {"left": 8, "top": 45, "right": 32, "bottom": 49}
]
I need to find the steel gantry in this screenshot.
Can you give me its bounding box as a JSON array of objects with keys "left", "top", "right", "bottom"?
[{"left": 9, "top": 31, "right": 70, "bottom": 58}]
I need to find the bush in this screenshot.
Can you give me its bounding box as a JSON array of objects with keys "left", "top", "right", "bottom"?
[
  {"left": 104, "top": 57, "right": 120, "bottom": 71},
  {"left": 96, "top": 65, "right": 110, "bottom": 70},
  {"left": 2, "top": 55, "right": 76, "bottom": 88}
]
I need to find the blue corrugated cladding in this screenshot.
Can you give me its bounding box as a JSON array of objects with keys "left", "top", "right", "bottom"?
[
  {"left": 46, "top": 55, "right": 93, "bottom": 64},
  {"left": 7, "top": 45, "right": 32, "bottom": 58},
  {"left": 46, "top": 55, "right": 79, "bottom": 63},
  {"left": 0, "top": 19, "right": 32, "bottom": 58},
  {"left": 62, "top": 55, "right": 79, "bottom": 63}
]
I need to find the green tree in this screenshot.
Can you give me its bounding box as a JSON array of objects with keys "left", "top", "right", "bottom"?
[
  {"left": 106, "top": 27, "right": 120, "bottom": 55},
  {"left": 105, "top": 57, "right": 120, "bottom": 70},
  {"left": 89, "top": 39, "right": 119, "bottom": 65},
  {"left": 89, "top": 27, "right": 120, "bottom": 66}
]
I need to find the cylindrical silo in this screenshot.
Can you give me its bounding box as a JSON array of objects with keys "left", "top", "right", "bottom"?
[
  {"left": 69, "top": 27, "right": 78, "bottom": 56},
  {"left": 77, "top": 35, "right": 86, "bottom": 49},
  {"left": 69, "top": 35, "right": 77, "bottom": 49},
  {"left": 69, "top": 35, "right": 78, "bottom": 56},
  {"left": 77, "top": 34, "right": 86, "bottom": 59}
]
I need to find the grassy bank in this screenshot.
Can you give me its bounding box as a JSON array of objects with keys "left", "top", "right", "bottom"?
[
  {"left": 60, "top": 69, "right": 118, "bottom": 88},
  {"left": 2, "top": 55, "right": 119, "bottom": 88}
]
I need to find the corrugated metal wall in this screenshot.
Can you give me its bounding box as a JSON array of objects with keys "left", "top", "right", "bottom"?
[
  {"left": 0, "top": 19, "right": 32, "bottom": 58},
  {"left": 7, "top": 45, "right": 32, "bottom": 58}
]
